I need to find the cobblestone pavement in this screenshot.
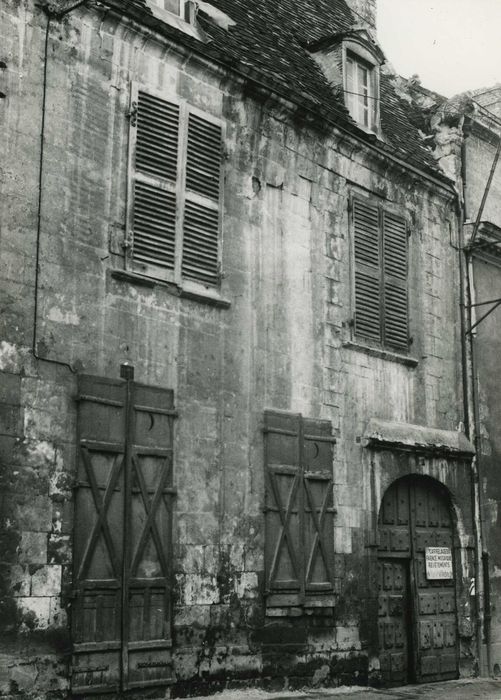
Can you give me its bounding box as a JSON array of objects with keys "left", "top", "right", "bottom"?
[{"left": 188, "top": 678, "right": 501, "bottom": 700}]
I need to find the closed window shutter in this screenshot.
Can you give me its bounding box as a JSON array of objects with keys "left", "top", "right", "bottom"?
[
  {"left": 264, "top": 412, "right": 303, "bottom": 600},
  {"left": 181, "top": 112, "right": 222, "bottom": 286},
  {"left": 383, "top": 211, "right": 408, "bottom": 351},
  {"left": 353, "top": 198, "right": 381, "bottom": 342},
  {"left": 302, "top": 418, "right": 335, "bottom": 595},
  {"left": 264, "top": 411, "right": 335, "bottom": 607},
  {"left": 131, "top": 91, "right": 180, "bottom": 275}
]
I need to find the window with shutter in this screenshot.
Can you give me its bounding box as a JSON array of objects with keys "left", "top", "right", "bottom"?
[
  {"left": 352, "top": 197, "right": 409, "bottom": 352},
  {"left": 127, "top": 84, "right": 223, "bottom": 288},
  {"left": 264, "top": 411, "right": 336, "bottom": 609}
]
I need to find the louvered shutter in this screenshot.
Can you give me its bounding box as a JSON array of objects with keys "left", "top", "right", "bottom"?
[
  {"left": 302, "top": 418, "right": 335, "bottom": 596},
  {"left": 129, "top": 88, "right": 180, "bottom": 279},
  {"left": 353, "top": 198, "right": 382, "bottom": 342},
  {"left": 382, "top": 211, "right": 408, "bottom": 351},
  {"left": 181, "top": 111, "right": 222, "bottom": 286}
]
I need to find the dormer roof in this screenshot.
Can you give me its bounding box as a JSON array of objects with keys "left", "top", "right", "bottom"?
[{"left": 307, "top": 28, "right": 386, "bottom": 65}]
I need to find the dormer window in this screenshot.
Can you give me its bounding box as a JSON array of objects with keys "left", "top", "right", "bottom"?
[
  {"left": 146, "top": 0, "right": 204, "bottom": 39},
  {"left": 346, "top": 52, "right": 376, "bottom": 130},
  {"left": 152, "top": 0, "right": 186, "bottom": 19},
  {"left": 307, "top": 29, "right": 384, "bottom": 136}
]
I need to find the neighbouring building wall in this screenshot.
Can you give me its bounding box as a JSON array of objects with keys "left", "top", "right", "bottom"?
[
  {"left": 0, "top": 0, "right": 476, "bottom": 697},
  {"left": 463, "top": 116, "right": 501, "bottom": 676}
]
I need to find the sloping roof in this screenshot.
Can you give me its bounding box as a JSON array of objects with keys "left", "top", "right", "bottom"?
[{"left": 113, "top": 0, "right": 449, "bottom": 183}]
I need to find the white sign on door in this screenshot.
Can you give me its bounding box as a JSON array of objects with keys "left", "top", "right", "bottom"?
[{"left": 425, "top": 546, "right": 453, "bottom": 580}]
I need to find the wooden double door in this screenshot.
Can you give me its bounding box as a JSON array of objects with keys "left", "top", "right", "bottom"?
[
  {"left": 377, "top": 476, "right": 458, "bottom": 685},
  {"left": 71, "top": 374, "right": 176, "bottom": 698}
]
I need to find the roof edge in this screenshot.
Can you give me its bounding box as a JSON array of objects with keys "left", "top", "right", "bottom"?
[{"left": 361, "top": 418, "right": 475, "bottom": 459}]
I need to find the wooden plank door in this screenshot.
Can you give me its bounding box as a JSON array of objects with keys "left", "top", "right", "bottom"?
[
  {"left": 377, "top": 559, "right": 410, "bottom": 685},
  {"left": 411, "top": 480, "right": 458, "bottom": 682},
  {"left": 72, "top": 374, "right": 175, "bottom": 698},
  {"left": 377, "top": 476, "right": 458, "bottom": 687},
  {"left": 377, "top": 478, "right": 411, "bottom": 685}
]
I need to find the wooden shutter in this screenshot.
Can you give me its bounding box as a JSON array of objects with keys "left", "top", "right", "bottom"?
[
  {"left": 264, "top": 411, "right": 335, "bottom": 607},
  {"left": 72, "top": 375, "right": 176, "bottom": 696},
  {"left": 353, "top": 198, "right": 382, "bottom": 343},
  {"left": 72, "top": 376, "right": 126, "bottom": 695},
  {"left": 382, "top": 211, "right": 408, "bottom": 351},
  {"left": 129, "top": 87, "right": 180, "bottom": 279},
  {"left": 264, "top": 411, "right": 303, "bottom": 604},
  {"left": 125, "top": 382, "right": 176, "bottom": 691},
  {"left": 181, "top": 111, "right": 222, "bottom": 286},
  {"left": 303, "top": 417, "right": 335, "bottom": 596}
]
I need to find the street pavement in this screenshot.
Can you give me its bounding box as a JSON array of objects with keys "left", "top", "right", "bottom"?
[{"left": 188, "top": 678, "right": 501, "bottom": 700}]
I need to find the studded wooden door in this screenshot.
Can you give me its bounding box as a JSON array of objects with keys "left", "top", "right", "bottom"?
[
  {"left": 411, "top": 479, "right": 458, "bottom": 682},
  {"left": 378, "top": 476, "right": 458, "bottom": 685},
  {"left": 71, "top": 374, "right": 176, "bottom": 698},
  {"left": 377, "top": 559, "right": 410, "bottom": 684}
]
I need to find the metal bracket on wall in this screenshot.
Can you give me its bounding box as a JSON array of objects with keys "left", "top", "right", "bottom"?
[{"left": 465, "top": 297, "right": 501, "bottom": 335}]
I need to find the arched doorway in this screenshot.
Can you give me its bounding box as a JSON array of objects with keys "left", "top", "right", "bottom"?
[{"left": 377, "top": 475, "right": 459, "bottom": 685}]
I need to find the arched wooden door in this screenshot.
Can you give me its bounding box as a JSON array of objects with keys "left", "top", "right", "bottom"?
[{"left": 377, "top": 476, "right": 458, "bottom": 685}]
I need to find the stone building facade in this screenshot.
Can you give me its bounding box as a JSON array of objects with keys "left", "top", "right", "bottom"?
[{"left": 0, "top": 0, "right": 480, "bottom": 697}]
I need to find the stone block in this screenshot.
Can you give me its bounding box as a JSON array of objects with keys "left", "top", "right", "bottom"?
[
  {"left": 336, "top": 625, "right": 361, "bottom": 651},
  {"left": 31, "top": 564, "right": 61, "bottom": 596},
  {"left": 234, "top": 572, "right": 258, "bottom": 600},
  {"left": 17, "top": 596, "right": 51, "bottom": 629},
  {"left": 228, "top": 543, "right": 245, "bottom": 571},
  {"left": 0, "top": 371, "right": 21, "bottom": 404},
  {"left": 9, "top": 662, "right": 38, "bottom": 692},
  {"left": 18, "top": 531, "right": 47, "bottom": 565},
  {"left": 334, "top": 526, "right": 352, "bottom": 554},
  {"left": 177, "top": 573, "right": 219, "bottom": 606},
  {"left": 0, "top": 341, "right": 21, "bottom": 373},
  {"left": 174, "top": 604, "right": 211, "bottom": 628},
  {"left": 15, "top": 495, "right": 52, "bottom": 532},
  {"left": 0, "top": 403, "right": 21, "bottom": 436},
  {"left": 177, "top": 545, "right": 204, "bottom": 574},
  {"left": 8, "top": 564, "right": 31, "bottom": 596}
]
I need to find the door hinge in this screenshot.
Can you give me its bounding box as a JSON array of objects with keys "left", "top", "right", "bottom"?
[
  {"left": 122, "top": 230, "right": 134, "bottom": 255},
  {"left": 127, "top": 101, "right": 138, "bottom": 127}
]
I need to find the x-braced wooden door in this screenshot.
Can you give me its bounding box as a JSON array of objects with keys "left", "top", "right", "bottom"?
[{"left": 71, "top": 371, "right": 176, "bottom": 698}]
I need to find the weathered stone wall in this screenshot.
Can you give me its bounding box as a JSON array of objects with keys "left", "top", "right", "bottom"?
[
  {"left": 0, "top": 0, "right": 474, "bottom": 696},
  {"left": 462, "top": 126, "right": 501, "bottom": 676},
  {"left": 471, "top": 254, "right": 501, "bottom": 675}
]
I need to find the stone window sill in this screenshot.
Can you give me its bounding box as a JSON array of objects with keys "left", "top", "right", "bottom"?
[
  {"left": 343, "top": 340, "right": 418, "bottom": 367},
  {"left": 110, "top": 269, "right": 231, "bottom": 309}
]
